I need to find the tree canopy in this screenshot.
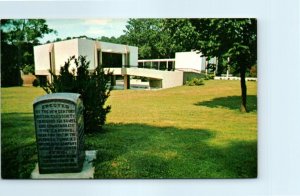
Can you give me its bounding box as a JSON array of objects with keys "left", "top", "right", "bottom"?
[
  {"left": 123, "top": 19, "right": 180, "bottom": 59},
  {"left": 1, "top": 19, "right": 55, "bottom": 86},
  {"left": 1, "top": 19, "right": 55, "bottom": 45}
]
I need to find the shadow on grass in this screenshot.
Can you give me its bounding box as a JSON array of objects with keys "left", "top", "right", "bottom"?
[
  {"left": 1, "top": 113, "right": 257, "bottom": 179},
  {"left": 194, "top": 95, "right": 257, "bottom": 112},
  {"left": 86, "top": 123, "right": 257, "bottom": 179},
  {"left": 1, "top": 113, "right": 37, "bottom": 179},
  {"left": 1, "top": 112, "right": 34, "bottom": 128}
]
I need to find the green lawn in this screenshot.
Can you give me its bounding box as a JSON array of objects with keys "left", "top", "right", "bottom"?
[{"left": 1, "top": 80, "right": 257, "bottom": 179}]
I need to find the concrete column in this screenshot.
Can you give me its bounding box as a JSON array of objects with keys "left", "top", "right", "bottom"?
[
  {"left": 215, "top": 57, "right": 218, "bottom": 75},
  {"left": 124, "top": 75, "right": 130, "bottom": 90},
  {"left": 227, "top": 57, "right": 230, "bottom": 78},
  {"left": 205, "top": 60, "right": 208, "bottom": 76}
]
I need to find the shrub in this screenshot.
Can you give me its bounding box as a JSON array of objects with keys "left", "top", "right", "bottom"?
[
  {"left": 185, "top": 78, "right": 204, "bottom": 86},
  {"left": 43, "top": 55, "right": 113, "bottom": 133},
  {"left": 32, "top": 78, "right": 40, "bottom": 87},
  {"left": 22, "top": 64, "right": 34, "bottom": 75},
  {"left": 204, "top": 74, "right": 215, "bottom": 80}
]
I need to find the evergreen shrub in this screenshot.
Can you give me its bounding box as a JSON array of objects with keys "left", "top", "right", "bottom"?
[
  {"left": 43, "top": 55, "right": 113, "bottom": 133},
  {"left": 185, "top": 78, "right": 204, "bottom": 86}
]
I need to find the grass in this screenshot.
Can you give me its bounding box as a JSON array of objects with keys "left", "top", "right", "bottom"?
[{"left": 1, "top": 80, "right": 257, "bottom": 179}]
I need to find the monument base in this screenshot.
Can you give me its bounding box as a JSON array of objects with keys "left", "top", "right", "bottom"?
[{"left": 31, "top": 150, "right": 97, "bottom": 179}]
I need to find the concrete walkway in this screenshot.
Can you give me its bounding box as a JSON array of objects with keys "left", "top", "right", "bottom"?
[{"left": 105, "top": 68, "right": 183, "bottom": 89}]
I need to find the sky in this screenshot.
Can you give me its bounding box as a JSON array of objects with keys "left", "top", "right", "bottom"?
[{"left": 39, "top": 19, "right": 129, "bottom": 43}]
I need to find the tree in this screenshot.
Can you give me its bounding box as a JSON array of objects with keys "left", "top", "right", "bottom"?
[
  {"left": 163, "top": 19, "right": 199, "bottom": 52},
  {"left": 1, "top": 19, "right": 55, "bottom": 45},
  {"left": 43, "top": 56, "right": 113, "bottom": 133},
  {"left": 193, "top": 19, "right": 257, "bottom": 112},
  {"left": 123, "top": 19, "right": 178, "bottom": 59},
  {"left": 166, "top": 18, "right": 257, "bottom": 112},
  {"left": 1, "top": 19, "right": 55, "bottom": 86},
  {"left": 1, "top": 41, "right": 23, "bottom": 86},
  {"left": 98, "top": 36, "right": 122, "bottom": 44}
]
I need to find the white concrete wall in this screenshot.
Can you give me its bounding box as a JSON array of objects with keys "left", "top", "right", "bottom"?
[
  {"left": 128, "top": 46, "right": 138, "bottom": 67},
  {"left": 160, "top": 71, "right": 183, "bottom": 89},
  {"left": 78, "top": 39, "right": 97, "bottom": 70},
  {"left": 201, "top": 56, "right": 206, "bottom": 70},
  {"left": 105, "top": 68, "right": 183, "bottom": 89},
  {"left": 175, "top": 51, "right": 205, "bottom": 72},
  {"left": 34, "top": 38, "right": 139, "bottom": 77},
  {"left": 53, "top": 39, "right": 79, "bottom": 75},
  {"left": 34, "top": 43, "right": 52, "bottom": 75},
  {"left": 99, "top": 41, "right": 126, "bottom": 53}
]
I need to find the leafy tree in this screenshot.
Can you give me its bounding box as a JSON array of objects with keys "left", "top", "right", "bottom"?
[
  {"left": 98, "top": 36, "right": 122, "bottom": 44},
  {"left": 2, "top": 19, "right": 55, "bottom": 45},
  {"left": 43, "top": 56, "right": 113, "bottom": 133},
  {"left": 1, "top": 41, "right": 23, "bottom": 86},
  {"left": 1, "top": 19, "right": 55, "bottom": 86},
  {"left": 193, "top": 19, "right": 257, "bottom": 112},
  {"left": 163, "top": 19, "right": 199, "bottom": 52},
  {"left": 123, "top": 19, "right": 177, "bottom": 59},
  {"left": 54, "top": 37, "right": 62, "bottom": 42},
  {"left": 166, "top": 18, "right": 257, "bottom": 112}
]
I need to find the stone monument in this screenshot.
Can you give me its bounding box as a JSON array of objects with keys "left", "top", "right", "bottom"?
[{"left": 33, "top": 93, "right": 85, "bottom": 174}]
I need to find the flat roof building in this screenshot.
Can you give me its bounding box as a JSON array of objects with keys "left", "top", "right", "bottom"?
[
  {"left": 34, "top": 38, "right": 216, "bottom": 89},
  {"left": 34, "top": 38, "right": 138, "bottom": 78}
]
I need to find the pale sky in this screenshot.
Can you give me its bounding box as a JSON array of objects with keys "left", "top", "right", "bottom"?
[{"left": 39, "top": 19, "right": 129, "bottom": 43}]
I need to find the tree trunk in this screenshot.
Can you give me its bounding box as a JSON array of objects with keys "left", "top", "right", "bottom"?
[{"left": 240, "top": 64, "right": 247, "bottom": 112}]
